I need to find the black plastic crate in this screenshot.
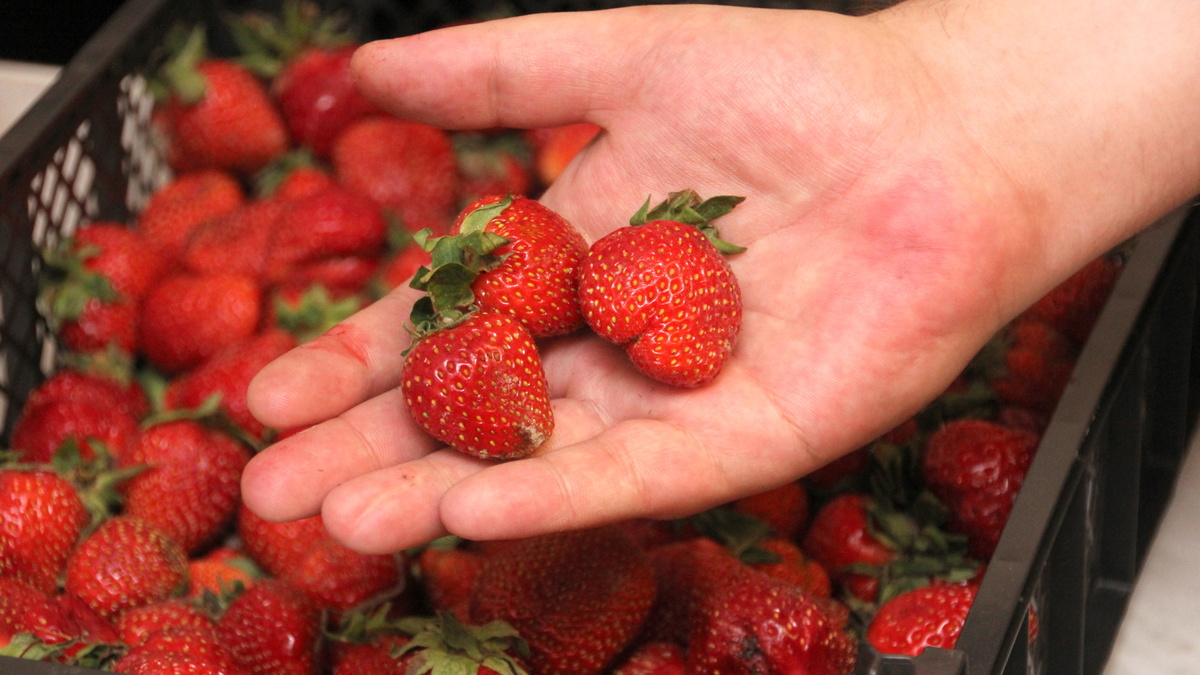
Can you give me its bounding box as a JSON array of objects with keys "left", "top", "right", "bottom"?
[{"left": 0, "top": 0, "right": 1197, "bottom": 673}]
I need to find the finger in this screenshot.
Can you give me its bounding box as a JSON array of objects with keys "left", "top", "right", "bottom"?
[
  {"left": 240, "top": 386, "right": 436, "bottom": 522},
  {"left": 351, "top": 5, "right": 682, "bottom": 130},
  {"left": 247, "top": 286, "right": 420, "bottom": 430},
  {"left": 318, "top": 397, "right": 611, "bottom": 553}
]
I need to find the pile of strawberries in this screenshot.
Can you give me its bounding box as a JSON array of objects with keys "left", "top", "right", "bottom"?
[{"left": 0, "top": 1, "right": 1128, "bottom": 674}]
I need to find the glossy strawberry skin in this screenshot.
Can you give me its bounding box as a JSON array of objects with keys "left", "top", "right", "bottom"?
[
  {"left": 801, "top": 492, "right": 898, "bottom": 603},
  {"left": 579, "top": 219, "right": 741, "bottom": 388},
  {"left": 922, "top": 419, "right": 1040, "bottom": 560},
  {"left": 216, "top": 578, "right": 323, "bottom": 675},
  {"left": 866, "top": 583, "right": 979, "bottom": 657},
  {"left": 0, "top": 469, "right": 90, "bottom": 593},
  {"left": 118, "top": 420, "right": 251, "bottom": 555},
  {"left": 453, "top": 195, "right": 589, "bottom": 338},
  {"left": 273, "top": 44, "right": 381, "bottom": 159},
  {"left": 401, "top": 311, "right": 554, "bottom": 460}
]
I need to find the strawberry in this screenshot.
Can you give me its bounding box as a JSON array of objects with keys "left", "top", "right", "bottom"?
[
  {"left": 731, "top": 479, "right": 810, "bottom": 540},
  {"left": 114, "top": 624, "right": 248, "bottom": 675},
  {"left": 610, "top": 642, "right": 686, "bottom": 675},
  {"left": 469, "top": 526, "right": 657, "bottom": 675},
  {"left": 163, "top": 329, "right": 299, "bottom": 440},
  {"left": 973, "top": 315, "right": 1078, "bottom": 417},
  {"left": 41, "top": 221, "right": 167, "bottom": 354},
  {"left": 413, "top": 194, "right": 588, "bottom": 338},
  {"left": 0, "top": 467, "right": 90, "bottom": 593},
  {"left": 524, "top": 123, "right": 601, "bottom": 187},
  {"left": 866, "top": 582, "right": 978, "bottom": 657},
  {"left": 749, "top": 537, "right": 833, "bottom": 599},
  {"left": 264, "top": 157, "right": 338, "bottom": 201},
  {"left": 921, "top": 418, "right": 1040, "bottom": 560},
  {"left": 800, "top": 492, "right": 898, "bottom": 603},
  {"left": 266, "top": 183, "right": 388, "bottom": 283},
  {"left": 415, "top": 539, "right": 486, "bottom": 623},
  {"left": 268, "top": 284, "right": 365, "bottom": 343},
  {"left": 1023, "top": 252, "right": 1123, "bottom": 347},
  {"left": 137, "top": 272, "right": 263, "bottom": 373},
  {"left": 233, "top": 1, "right": 382, "bottom": 159},
  {"left": 330, "top": 635, "right": 411, "bottom": 675},
  {"left": 64, "top": 515, "right": 190, "bottom": 620},
  {"left": 182, "top": 198, "right": 286, "bottom": 282},
  {"left": 236, "top": 503, "right": 326, "bottom": 577},
  {"left": 0, "top": 578, "right": 118, "bottom": 664},
  {"left": 25, "top": 362, "right": 150, "bottom": 421},
  {"left": 152, "top": 26, "right": 288, "bottom": 174},
  {"left": 374, "top": 242, "right": 432, "bottom": 296},
  {"left": 647, "top": 538, "right": 856, "bottom": 675},
  {"left": 578, "top": 190, "right": 745, "bottom": 387},
  {"left": 115, "top": 598, "right": 217, "bottom": 647},
  {"left": 390, "top": 613, "right": 530, "bottom": 675},
  {"left": 215, "top": 578, "right": 324, "bottom": 675},
  {"left": 401, "top": 310, "right": 554, "bottom": 460},
  {"left": 454, "top": 131, "right": 534, "bottom": 203},
  {"left": 186, "top": 547, "right": 262, "bottom": 599},
  {"left": 137, "top": 169, "right": 245, "bottom": 265},
  {"left": 332, "top": 116, "right": 459, "bottom": 228},
  {"left": 276, "top": 255, "right": 380, "bottom": 299},
  {"left": 12, "top": 394, "right": 139, "bottom": 463},
  {"left": 118, "top": 418, "right": 251, "bottom": 554}
]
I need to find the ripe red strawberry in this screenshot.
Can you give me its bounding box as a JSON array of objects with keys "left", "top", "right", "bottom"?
[
  {"left": 118, "top": 419, "right": 251, "bottom": 554},
  {"left": 647, "top": 538, "right": 856, "bottom": 675},
  {"left": 578, "top": 190, "right": 745, "bottom": 387},
  {"left": 922, "top": 418, "right": 1040, "bottom": 560},
  {"left": 332, "top": 116, "right": 459, "bottom": 226},
  {"left": 25, "top": 364, "right": 150, "bottom": 421},
  {"left": 732, "top": 479, "right": 810, "bottom": 539},
  {"left": 418, "top": 194, "right": 588, "bottom": 338},
  {"left": 12, "top": 394, "right": 139, "bottom": 463},
  {"left": 137, "top": 272, "right": 263, "bottom": 373},
  {"left": 182, "top": 198, "right": 286, "bottom": 282},
  {"left": 138, "top": 169, "right": 245, "bottom": 264},
  {"left": 0, "top": 468, "right": 90, "bottom": 593},
  {"left": 113, "top": 648, "right": 252, "bottom": 675},
  {"left": 374, "top": 242, "right": 431, "bottom": 295},
  {"left": 164, "top": 329, "right": 299, "bottom": 440},
  {"left": 265, "top": 183, "right": 388, "bottom": 283},
  {"left": 215, "top": 578, "right": 323, "bottom": 675},
  {"left": 866, "top": 582, "right": 978, "bottom": 656},
  {"left": 401, "top": 310, "right": 554, "bottom": 460},
  {"left": 64, "top": 515, "right": 190, "bottom": 620},
  {"left": 277, "top": 255, "right": 380, "bottom": 299},
  {"left": 416, "top": 539, "right": 486, "bottom": 623},
  {"left": 115, "top": 598, "right": 216, "bottom": 647},
  {"left": 268, "top": 160, "right": 338, "bottom": 201},
  {"left": 801, "top": 492, "right": 898, "bottom": 603},
  {"left": 152, "top": 27, "right": 288, "bottom": 174},
  {"left": 469, "top": 526, "right": 657, "bottom": 675},
  {"left": 749, "top": 537, "right": 833, "bottom": 599},
  {"left": 1024, "top": 253, "right": 1122, "bottom": 347},
  {"left": 390, "top": 613, "right": 530, "bottom": 675},
  {"left": 524, "top": 122, "right": 601, "bottom": 187},
  {"left": 976, "top": 316, "right": 1078, "bottom": 417},
  {"left": 0, "top": 578, "right": 118, "bottom": 663},
  {"left": 186, "top": 546, "right": 261, "bottom": 599},
  {"left": 236, "top": 502, "right": 326, "bottom": 577},
  {"left": 610, "top": 641, "right": 686, "bottom": 675},
  {"left": 272, "top": 43, "right": 381, "bottom": 159},
  {"left": 41, "top": 221, "right": 167, "bottom": 354}
]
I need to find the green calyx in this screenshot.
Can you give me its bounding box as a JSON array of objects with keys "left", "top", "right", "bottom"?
[
  {"left": 39, "top": 241, "right": 120, "bottom": 325},
  {"left": 393, "top": 612, "right": 530, "bottom": 675},
  {"left": 630, "top": 189, "right": 747, "bottom": 255},
  {"left": 405, "top": 197, "right": 514, "bottom": 341},
  {"left": 148, "top": 23, "right": 210, "bottom": 105},
  {"left": 226, "top": 0, "right": 355, "bottom": 78}
]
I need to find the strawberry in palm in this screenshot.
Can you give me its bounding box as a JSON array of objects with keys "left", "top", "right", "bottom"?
[
  {"left": 401, "top": 310, "right": 554, "bottom": 460},
  {"left": 578, "top": 189, "right": 745, "bottom": 387}
]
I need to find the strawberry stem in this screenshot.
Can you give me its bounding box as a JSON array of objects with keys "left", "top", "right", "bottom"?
[{"left": 630, "top": 189, "right": 747, "bottom": 254}]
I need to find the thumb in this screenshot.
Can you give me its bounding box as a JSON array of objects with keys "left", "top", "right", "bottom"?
[{"left": 350, "top": 6, "right": 664, "bottom": 130}]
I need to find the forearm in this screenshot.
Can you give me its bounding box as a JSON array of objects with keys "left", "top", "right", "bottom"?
[{"left": 875, "top": 0, "right": 1200, "bottom": 275}]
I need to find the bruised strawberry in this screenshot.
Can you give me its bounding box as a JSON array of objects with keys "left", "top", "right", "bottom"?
[
  {"left": 186, "top": 546, "right": 261, "bottom": 599},
  {"left": 578, "top": 190, "right": 744, "bottom": 387},
  {"left": 401, "top": 311, "right": 553, "bottom": 460},
  {"left": 470, "top": 526, "right": 657, "bottom": 675}
]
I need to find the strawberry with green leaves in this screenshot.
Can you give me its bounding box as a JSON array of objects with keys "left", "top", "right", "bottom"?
[
  {"left": 469, "top": 526, "right": 657, "bottom": 675},
  {"left": 151, "top": 26, "right": 288, "bottom": 175},
  {"left": 0, "top": 577, "right": 119, "bottom": 666},
  {"left": 12, "top": 393, "right": 139, "bottom": 463},
  {"left": 401, "top": 310, "right": 554, "bottom": 460},
  {"left": 578, "top": 190, "right": 745, "bottom": 388}
]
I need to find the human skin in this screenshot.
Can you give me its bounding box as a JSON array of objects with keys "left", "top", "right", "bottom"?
[{"left": 241, "top": 0, "right": 1200, "bottom": 554}]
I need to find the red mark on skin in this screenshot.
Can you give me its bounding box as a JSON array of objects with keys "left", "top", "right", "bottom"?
[{"left": 300, "top": 322, "right": 373, "bottom": 368}]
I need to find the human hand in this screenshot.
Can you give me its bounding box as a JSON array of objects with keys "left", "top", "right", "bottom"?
[{"left": 240, "top": 1, "right": 1200, "bottom": 554}]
